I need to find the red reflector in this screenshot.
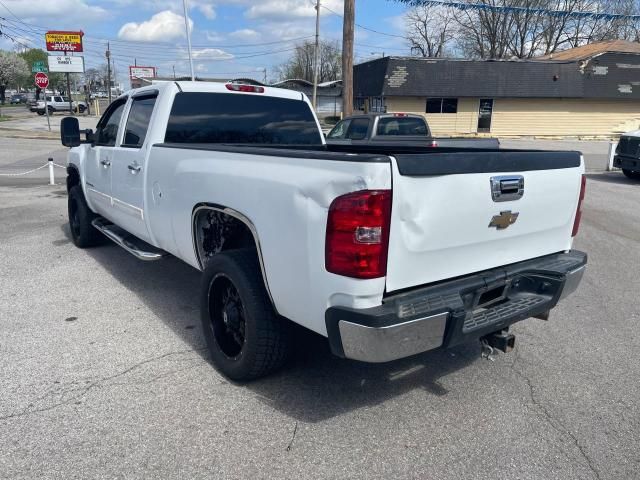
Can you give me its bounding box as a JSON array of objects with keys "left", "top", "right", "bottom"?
[
  {"left": 225, "top": 83, "right": 265, "bottom": 93},
  {"left": 572, "top": 174, "right": 586, "bottom": 237},
  {"left": 393, "top": 113, "right": 407, "bottom": 117},
  {"left": 325, "top": 190, "right": 392, "bottom": 279},
  {"left": 428, "top": 140, "right": 438, "bottom": 147}
]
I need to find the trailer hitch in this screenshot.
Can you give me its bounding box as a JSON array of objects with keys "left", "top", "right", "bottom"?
[{"left": 480, "top": 329, "right": 516, "bottom": 361}]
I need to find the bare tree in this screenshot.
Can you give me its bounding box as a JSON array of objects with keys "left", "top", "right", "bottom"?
[
  {"left": 277, "top": 40, "right": 341, "bottom": 82},
  {"left": 405, "top": 6, "right": 455, "bottom": 57}
]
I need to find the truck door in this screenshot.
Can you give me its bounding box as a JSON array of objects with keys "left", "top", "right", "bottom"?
[
  {"left": 109, "top": 92, "right": 158, "bottom": 242},
  {"left": 84, "top": 97, "right": 127, "bottom": 219}
]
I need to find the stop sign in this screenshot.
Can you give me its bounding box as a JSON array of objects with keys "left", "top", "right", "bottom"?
[{"left": 34, "top": 72, "right": 49, "bottom": 89}]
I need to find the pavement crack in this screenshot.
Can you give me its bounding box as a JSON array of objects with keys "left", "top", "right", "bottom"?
[
  {"left": 508, "top": 348, "right": 602, "bottom": 480},
  {"left": 286, "top": 421, "right": 298, "bottom": 452},
  {"left": 0, "top": 348, "right": 207, "bottom": 422}
]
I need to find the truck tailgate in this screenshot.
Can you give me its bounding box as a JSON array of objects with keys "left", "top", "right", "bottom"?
[{"left": 386, "top": 151, "right": 583, "bottom": 292}]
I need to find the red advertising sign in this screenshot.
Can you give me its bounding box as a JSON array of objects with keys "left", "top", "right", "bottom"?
[
  {"left": 45, "top": 30, "right": 84, "bottom": 52},
  {"left": 34, "top": 72, "right": 49, "bottom": 89}
]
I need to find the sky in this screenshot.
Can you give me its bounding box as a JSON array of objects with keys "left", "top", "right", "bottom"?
[{"left": 0, "top": 0, "right": 412, "bottom": 85}]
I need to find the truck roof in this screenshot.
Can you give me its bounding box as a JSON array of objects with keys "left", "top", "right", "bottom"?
[{"left": 120, "top": 81, "right": 308, "bottom": 103}]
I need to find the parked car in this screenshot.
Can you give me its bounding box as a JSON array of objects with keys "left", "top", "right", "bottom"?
[
  {"left": 35, "top": 95, "right": 87, "bottom": 115},
  {"left": 614, "top": 131, "right": 640, "bottom": 180},
  {"left": 326, "top": 113, "right": 500, "bottom": 149},
  {"left": 60, "top": 81, "right": 587, "bottom": 381},
  {"left": 10, "top": 94, "right": 28, "bottom": 104}
]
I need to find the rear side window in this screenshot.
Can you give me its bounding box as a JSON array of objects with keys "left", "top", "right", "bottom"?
[
  {"left": 376, "top": 117, "right": 428, "bottom": 136},
  {"left": 123, "top": 95, "right": 157, "bottom": 147},
  {"left": 165, "top": 92, "right": 322, "bottom": 145},
  {"left": 345, "top": 118, "right": 369, "bottom": 140}
]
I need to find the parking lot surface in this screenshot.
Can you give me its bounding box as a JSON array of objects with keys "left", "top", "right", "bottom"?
[{"left": 1, "top": 140, "right": 639, "bottom": 479}]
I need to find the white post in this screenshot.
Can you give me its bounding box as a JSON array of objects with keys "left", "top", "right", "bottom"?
[
  {"left": 182, "top": 0, "right": 195, "bottom": 81},
  {"left": 48, "top": 157, "right": 55, "bottom": 185},
  {"left": 607, "top": 141, "right": 618, "bottom": 171}
]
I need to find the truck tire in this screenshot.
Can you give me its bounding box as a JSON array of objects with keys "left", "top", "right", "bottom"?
[
  {"left": 200, "top": 249, "right": 291, "bottom": 381},
  {"left": 37, "top": 111, "right": 44, "bottom": 116},
  {"left": 68, "top": 185, "right": 101, "bottom": 248},
  {"left": 622, "top": 169, "right": 640, "bottom": 180}
]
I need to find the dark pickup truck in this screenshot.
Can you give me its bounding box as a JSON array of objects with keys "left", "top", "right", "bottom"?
[{"left": 325, "top": 113, "right": 500, "bottom": 149}]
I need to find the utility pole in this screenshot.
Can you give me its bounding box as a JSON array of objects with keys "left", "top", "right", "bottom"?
[
  {"left": 263, "top": 68, "right": 267, "bottom": 84},
  {"left": 312, "top": 0, "right": 321, "bottom": 110},
  {"left": 182, "top": 0, "right": 195, "bottom": 81},
  {"left": 65, "top": 52, "right": 73, "bottom": 114},
  {"left": 342, "top": 0, "right": 354, "bottom": 117},
  {"left": 173, "top": 65, "right": 176, "bottom": 79},
  {"left": 106, "top": 42, "right": 112, "bottom": 104}
]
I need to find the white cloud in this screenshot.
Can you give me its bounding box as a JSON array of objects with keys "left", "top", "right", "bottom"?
[
  {"left": 229, "top": 29, "right": 260, "bottom": 40},
  {"left": 191, "top": 48, "right": 234, "bottom": 60},
  {"left": 198, "top": 4, "right": 216, "bottom": 19},
  {"left": 118, "top": 10, "right": 193, "bottom": 42},
  {"left": 245, "top": 0, "right": 343, "bottom": 20},
  {"left": 0, "top": 0, "right": 107, "bottom": 24}
]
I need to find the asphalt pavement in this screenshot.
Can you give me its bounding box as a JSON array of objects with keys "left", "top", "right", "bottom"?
[{"left": 0, "top": 140, "right": 639, "bottom": 479}]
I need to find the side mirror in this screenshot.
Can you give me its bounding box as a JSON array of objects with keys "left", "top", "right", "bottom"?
[
  {"left": 60, "top": 117, "right": 81, "bottom": 147},
  {"left": 84, "top": 129, "right": 95, "bottom": 144}
]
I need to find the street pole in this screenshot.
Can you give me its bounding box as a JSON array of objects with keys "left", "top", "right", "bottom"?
[
  {"left": 342, "top": 0, "right": 354, "bottom": 117},
  {"left": 44, "top": 86, "right": 51, "bottom": 131},
  {"left": 312, "top": 0, "right": 321, "bottom": 110},
  {"left": 182, "top": 0, "right": 195, "bottom": 81},
  {"left": 106, "top": 42, "right": 112, "bottom": 104}
]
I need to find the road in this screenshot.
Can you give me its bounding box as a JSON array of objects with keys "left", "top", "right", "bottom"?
[{"left": 0, "top": 139, "right": 638, "bottom": 479}]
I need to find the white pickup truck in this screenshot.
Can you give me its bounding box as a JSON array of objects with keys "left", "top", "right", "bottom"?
[{"left": 60, "top": 81, "right": 587, "bottom": 380}]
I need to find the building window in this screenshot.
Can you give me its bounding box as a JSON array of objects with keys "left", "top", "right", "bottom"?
[
  {"left": 426, "top": 98, "right": 458, "bottom": 114},
  {"left": 369, "top": 97, "right": 386, "bottom": 113},
  {"left": 354, "top": 97, "right": 365, "bottom": 111}
]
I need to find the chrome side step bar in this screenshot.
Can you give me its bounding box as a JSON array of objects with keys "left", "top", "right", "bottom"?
[{"left": 92, "top": 218, "right": 167, "bottom": 261}]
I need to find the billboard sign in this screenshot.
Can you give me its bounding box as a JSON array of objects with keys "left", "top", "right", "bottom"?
[
  {"left": 48, "top": 55, "right": 85, "bottom": 73},
  {"left": 45, "top": 31, "right": 83, "bottom": 52},
  {"left": 129, "top": 66, "right": 157, "bottom": 79}
]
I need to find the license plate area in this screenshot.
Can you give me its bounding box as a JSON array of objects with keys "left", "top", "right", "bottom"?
[{"left": 472, "top": 280, "right": 511, "bottom": 312}]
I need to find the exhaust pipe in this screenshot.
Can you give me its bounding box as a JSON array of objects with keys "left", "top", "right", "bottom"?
[{"left": 481, "top": 330, "right": 515, "bottom": 354}]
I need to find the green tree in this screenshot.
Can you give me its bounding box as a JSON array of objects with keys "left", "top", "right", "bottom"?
[
  {"left": 0, "top": 50, "right": 29, "bottom": 104},
  {"left": 17, "top": 48, "right": 65, "bottom": 97}
]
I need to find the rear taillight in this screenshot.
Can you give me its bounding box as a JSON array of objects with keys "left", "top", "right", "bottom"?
[
  {"left": 225, "top": 83, "right": 265, "bottom": 93},
  {"left": 428, "top": 140, "right": 438, "bottom": 147},
  {"left": 572, "top": 174, "right": 586, "bottom": 237},
  {"left": 325, "top": 190, "right": 392, "bottom": 279}
]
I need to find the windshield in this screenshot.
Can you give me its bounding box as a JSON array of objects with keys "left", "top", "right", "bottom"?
[{"left": 376, "top": 116, "right": 428, "bottom": 136}]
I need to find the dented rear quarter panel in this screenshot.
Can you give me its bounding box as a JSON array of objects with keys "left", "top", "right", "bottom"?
[{"left": 145, "top": 146, "right": 392, "bottom": 336}]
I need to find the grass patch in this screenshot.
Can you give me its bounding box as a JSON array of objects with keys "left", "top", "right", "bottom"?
[{"left": 0, "top": 115, "right": 12, "bottom": 122}]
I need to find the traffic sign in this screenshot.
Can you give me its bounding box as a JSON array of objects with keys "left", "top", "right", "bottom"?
[
  {"left": 32, "top": 61, "right": 48, "bottom": 73},
  {"left": 34, "top": 72, "right": 49, "bottom": 89}
]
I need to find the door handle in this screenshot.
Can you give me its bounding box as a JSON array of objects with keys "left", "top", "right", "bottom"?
[
  {"left": 128, "top": 164, "right": 142, "bottom": 174},
  {"left": 100, "top": 159, "right": 111, "bottom": 167}
]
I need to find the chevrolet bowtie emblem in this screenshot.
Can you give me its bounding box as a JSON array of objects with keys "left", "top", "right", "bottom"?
[{"left": 489, "top": 210, "right": 519, "bottom": 230}]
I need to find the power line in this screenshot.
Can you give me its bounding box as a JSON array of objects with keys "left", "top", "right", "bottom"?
[
  {"left": 320, "top": 4, "right": 407, "bottom": 39},
  {"left": 397, "top": 1, "right": 640, "bottom": 20}
]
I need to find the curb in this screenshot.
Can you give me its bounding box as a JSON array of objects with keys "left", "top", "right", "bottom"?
[{"left": 0, "top": 128, "right": 58, "bottom": 140}]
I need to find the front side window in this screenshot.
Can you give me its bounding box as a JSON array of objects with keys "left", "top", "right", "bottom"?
[
  {"left": 165, "top": 92, "right": 322, "bottom": 145},
  {"left": 96, "top": 100, "right": 127, "bottom": 146},
  {"left": 123, "top": 95, "right": 157, "bottom": 147},
  {"left": 327, "top": 120, "right": 351, "bottom": 139}
]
